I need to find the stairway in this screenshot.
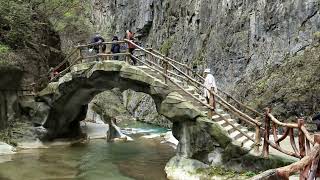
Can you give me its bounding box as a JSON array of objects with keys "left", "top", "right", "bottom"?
[{"left": 138, "top": 65, "right": 256, "bottom": 150}]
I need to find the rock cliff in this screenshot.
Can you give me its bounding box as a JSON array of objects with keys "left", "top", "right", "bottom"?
[{"left": 89, "top": 0, "right": 320, "bottom": 119}]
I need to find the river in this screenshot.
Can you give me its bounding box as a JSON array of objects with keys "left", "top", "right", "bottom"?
[{"left": 0, "top": 122, "right": 175, "bottom": 180}]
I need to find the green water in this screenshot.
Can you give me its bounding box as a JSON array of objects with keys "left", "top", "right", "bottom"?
[{"left": 0, "top": 123, "right": 175, "bottom": 180}]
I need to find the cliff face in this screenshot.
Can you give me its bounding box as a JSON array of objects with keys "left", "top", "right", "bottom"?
[{"left": 89, "top": 0, "right": 320, "bottom": 118}]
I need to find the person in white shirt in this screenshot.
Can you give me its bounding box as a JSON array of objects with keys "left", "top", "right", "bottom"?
[{"left": 203, "top": 68, "right": 217, "bottom": 104}]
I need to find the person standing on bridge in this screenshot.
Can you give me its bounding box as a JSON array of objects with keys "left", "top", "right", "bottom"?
[
  {"left": 89, "top": 33, "right": 106, "bottom": 54},
  {"left": 203, "top": 68, "right": 217, "bottom": 108},
  {"left": 126, "top": 30, "right": 137, "bottom": 65},
  {"left": 111, "top": 36, "right": 121, "bottom": 60}
]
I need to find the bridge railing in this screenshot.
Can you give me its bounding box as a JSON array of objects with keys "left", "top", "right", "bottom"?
[
  {"left": 262, "top": 108, "right": 319, "bottom": 179},
  {"left": 272, "top": 134, "right": 320, "bottom": 180}
]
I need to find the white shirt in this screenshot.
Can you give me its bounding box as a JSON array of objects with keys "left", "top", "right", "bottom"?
[{"left": 204, "top": 74, "right": 217, "bottom": 98}]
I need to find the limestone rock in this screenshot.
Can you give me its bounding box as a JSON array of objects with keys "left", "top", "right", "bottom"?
[
  {"left": 165, "top": 156, "right": 209, "bottom": 180},
  {"left": 0, "top": 142, "right": 16, "bottom": 155},
  {"left": 160, "top": 92, "right": 204, "bottom": 122}
]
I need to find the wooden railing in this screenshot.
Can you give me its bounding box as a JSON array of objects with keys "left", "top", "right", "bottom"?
[
  {"left": 275, "top": 134, "right": 320, "bottom": 180},
  {"left": 263, "top": 108, "right": 319, "bottom": 179}
]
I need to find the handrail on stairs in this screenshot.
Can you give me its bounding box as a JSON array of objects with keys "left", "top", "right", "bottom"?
[
  {"left": 146, "top": 48, "right": 264, "bottom": 119},
  {"left": 122, "top": 39, "right": 262, "bottom": 152}
]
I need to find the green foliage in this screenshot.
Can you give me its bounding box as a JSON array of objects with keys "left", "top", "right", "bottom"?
[
  {"left": 160, "top": 38, "right": 174, "bottom": 55},
  {"left": 0, "top": 0, "right": 33, "bottom": 48},
  {"left": 196, "top": 166, "right": 257, "bottom": 179},
  {"left": 0, "top": 44, "right": 10, "bottom": 54},
  {"left": 314, "top": 31, "right": 320, "bottom": 41},
  {"left": 0, "top": 0, "right": 90, "bottom": 48}
]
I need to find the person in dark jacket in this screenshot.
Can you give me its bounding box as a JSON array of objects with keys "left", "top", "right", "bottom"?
[
  {"left": 89, "top": 33, "right": 106, "bottom": 54},
  {"left": 111, "top": 36, "right": 121, "bottom": 60},
  {"left": 313, "top": 112, "right": 320, "bottom": 131}
]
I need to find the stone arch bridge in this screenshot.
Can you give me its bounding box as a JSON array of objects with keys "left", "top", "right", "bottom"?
[{"left": 37, "top": 60, "right": 249, "bottom": 160}]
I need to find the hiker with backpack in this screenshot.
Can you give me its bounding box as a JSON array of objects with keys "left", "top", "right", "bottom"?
[{"left": 111, "top": 36, "right": 121, "bottom": 60}]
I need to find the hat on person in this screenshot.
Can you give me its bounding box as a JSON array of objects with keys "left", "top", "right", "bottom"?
[{"left": 204, "top": 68, "right": 210, "bottom": 73}]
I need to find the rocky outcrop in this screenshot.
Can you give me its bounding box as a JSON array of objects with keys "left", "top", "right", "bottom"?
[
  {"left": 123, "top": 89, "right": 172, "bottom": 128},
  {"left": 0, "top": 66, "right": 23, "bottom": 130},
  {"left": 89, "top": 0, "right": 320, "bottom": 119}
]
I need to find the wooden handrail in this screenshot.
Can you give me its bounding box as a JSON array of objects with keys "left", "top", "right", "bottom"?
[
  {"left": 301, "top": 126, "right": 315, "bottom": 145},
  {"left": 76, "top": 41, "right": 126, "bottom": 48},
  {"left": 150, "top": 49, "right": 205, "bottom": 81},
  {"left": 131, "top": 54, "right": 258, "bottom": 144},
  {"left": 147, "top": 48, "right": 263, "bottom": 121},
  {"left": 276, "top": 139, "right": 320, "bottom": 179},
  {"left": 124, "top": 39, "right": 261, "bottom": 127},
  {"left": 267, "top": 113, "right": 299, "bottom": 128},
  {"left": 218, "top": 89, "right": 263, "bottom": 117}
]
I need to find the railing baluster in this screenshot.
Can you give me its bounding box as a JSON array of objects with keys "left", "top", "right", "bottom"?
[
  {"left": 254, "top": 125, "right": 261, "bottom": 153},
  {"left": 289, "top": 128, "right": 300, "bottom": 157},
  {"left": 273, "top": 121, "right": 279, "bottom": 146},
  {"left": 263, "top": 108, "right": 271, "bottom": 158},
  {"left": 298, "top": 119, "right": 306, "bottom": 180}
]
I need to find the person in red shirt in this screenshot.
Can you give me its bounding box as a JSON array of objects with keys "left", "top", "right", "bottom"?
[{"left": 126, "top": 30, "right": 137, "bottom": 65}]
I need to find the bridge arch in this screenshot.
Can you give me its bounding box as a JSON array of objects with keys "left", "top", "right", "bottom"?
[{"left": 37, "top": 61, "right": 217, "bottom": 155}]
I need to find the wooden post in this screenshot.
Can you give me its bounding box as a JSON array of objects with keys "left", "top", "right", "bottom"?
[
  {"left": 207, "top": 89, "right": 215, "bottom": 118},
  {"left": 298, "top": 118, "right": 306, "bottom": 180},
  {"left": 263, "top": 108, "right": 271, "bottom": 158},
  {"left": 298, "top": 119, "right": 306, "bottom": 158},
  {"left": 306, "top": 134, "right": 320, "bottom": 180},
  {"left": 78, "top": 47, "right": 83, "bottom": 62},
  {"left": 254, "top": 125, "right": 261, "bottom": 153}
]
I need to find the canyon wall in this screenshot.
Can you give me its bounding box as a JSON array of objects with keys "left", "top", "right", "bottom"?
[{"left": 88, "top": 0, "right": 320, "bottom": 119}]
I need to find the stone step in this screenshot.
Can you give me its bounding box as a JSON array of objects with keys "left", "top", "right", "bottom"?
[
  {"left": 247, "top": 132, "right": 255, "bottom": 138},
  {"left": 217, "top": 118, "right": 235, "bottom": 127},
  {"left": 185, "top": 86, "right": 196, "bottom": 94},
  {"left": 224, "top": 125, "right": 234, "bottom": 133},
  {"left": 236, "top": 135, "right": 248, "bottom": 143},
  {"left": 211, "top": 114, "right": 231, "bottom": 121},
  {"left": 243, "top": 140, "right": 255, "bottom": 149},
  {"left": 193, "top": 93, "right": 201, "bottom": 99},
  {"left": 229, "top": 131, "right": 242, "bottom": 140}
]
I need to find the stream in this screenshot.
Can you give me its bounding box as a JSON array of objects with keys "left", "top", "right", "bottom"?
[{"left": 0, "top": 121, "right": 175, "bottom": 180}]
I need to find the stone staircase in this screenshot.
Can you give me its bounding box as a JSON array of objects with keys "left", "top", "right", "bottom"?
[{"left": 139, "top": 65, "right": 256, "bottom": 150}]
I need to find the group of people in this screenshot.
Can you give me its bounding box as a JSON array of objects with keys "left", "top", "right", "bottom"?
[{"left": 88, "top": 30, "right": 137, "bottom": 64}]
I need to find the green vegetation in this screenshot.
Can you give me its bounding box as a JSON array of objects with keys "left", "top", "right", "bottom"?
[
  {"left": 160, "top": 38, "right": 175, "bottom": 55},
  {"left": 196, "top": 166, "right": 257, "bottom": 179},
  {"left": 245, "top": 44, "right": 320, "bottom": 120},
  {"left": 0, "top": 44, "right": 20, "bottom": 69},
  {"left": 314, "top": 31, "right": 320, "bottom": 41}
]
